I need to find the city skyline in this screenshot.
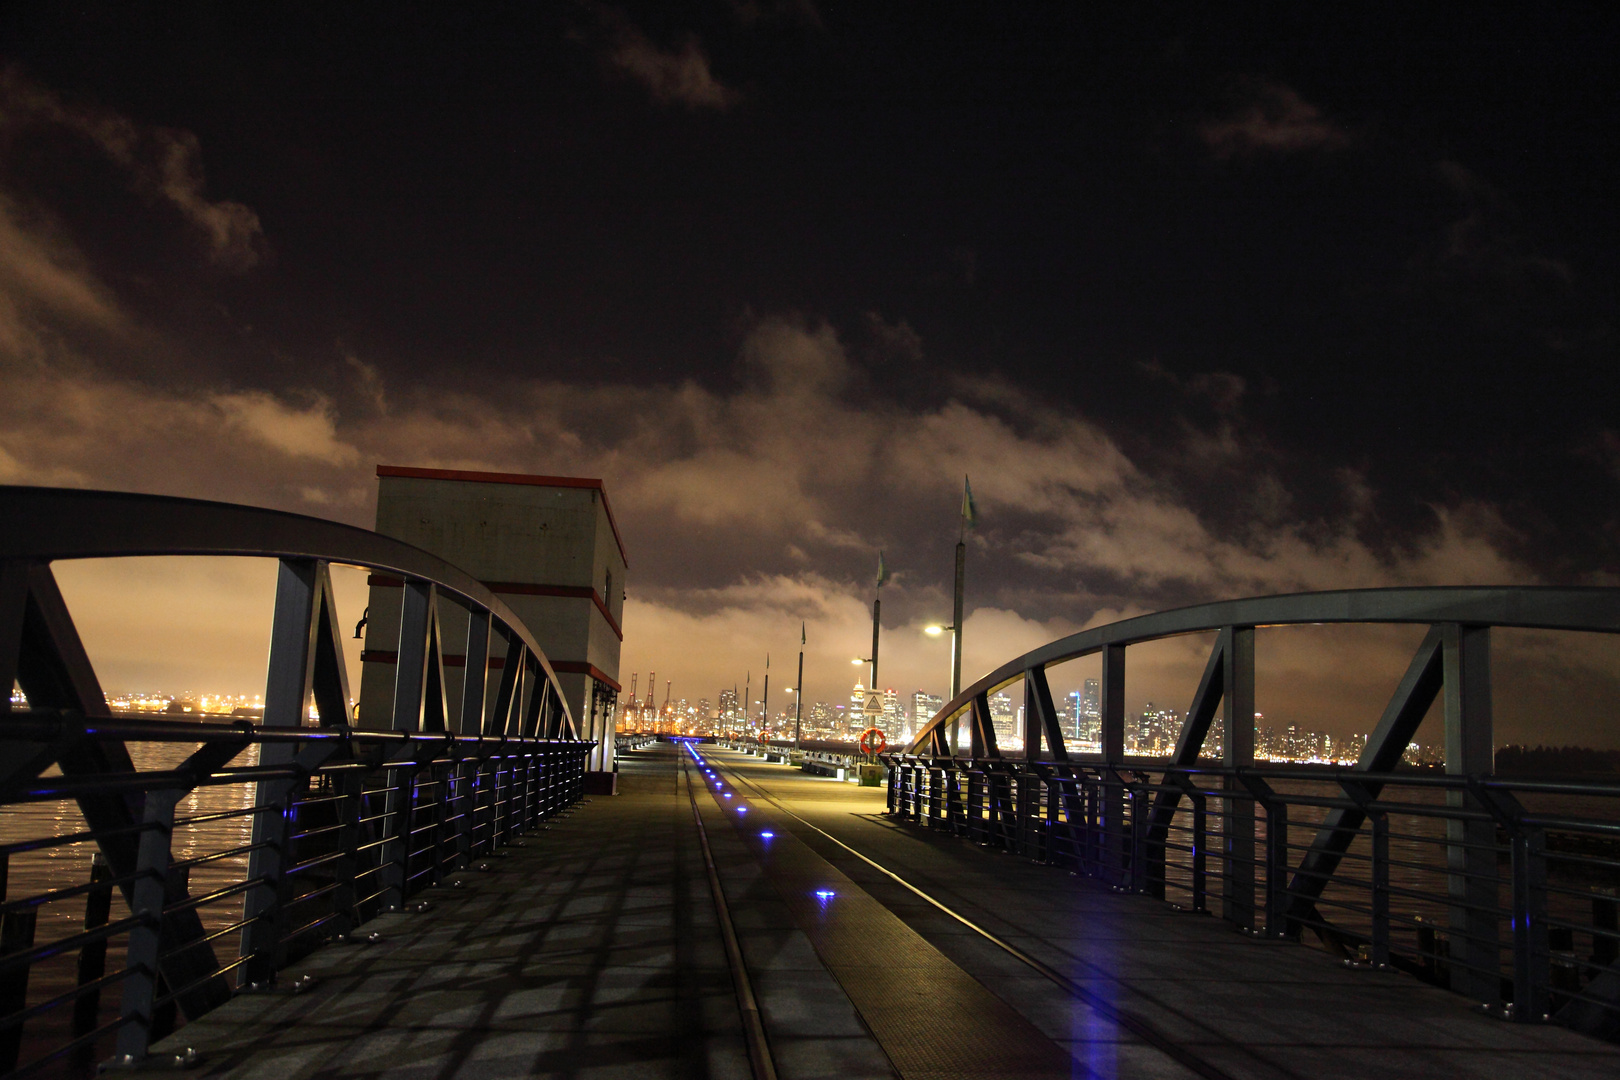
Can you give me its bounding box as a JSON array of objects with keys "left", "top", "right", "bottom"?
[
  {"left": 18, "top": 667, "right": 1562, "bottom": 766},
  {"left": 606, "top": 670, "right": 1439, "bottom": 765}
]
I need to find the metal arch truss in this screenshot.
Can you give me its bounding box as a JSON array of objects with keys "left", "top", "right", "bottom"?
[
  {"left": 889, "top": 586, "right": 1620, "bottom": 1039},
  {"left": 0, "top": 487, "right": 592, "bottom": 1074}
]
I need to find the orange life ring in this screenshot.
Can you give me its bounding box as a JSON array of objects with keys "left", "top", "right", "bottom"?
[
  {"left": 858, "top": 727, "right": 887, "bottom": 755},
  {"left": 757, "top": 731, "right": 769, "bottom": 745}
]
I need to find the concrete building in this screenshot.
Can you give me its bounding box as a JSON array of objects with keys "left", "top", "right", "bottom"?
[{"left": 357, "top": 466, "right": 626, "bottom": 791}]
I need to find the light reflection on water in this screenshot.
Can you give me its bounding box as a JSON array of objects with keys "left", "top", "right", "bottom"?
[{"left": 2, "top": 738, "right": 262, "bottom": 1075}]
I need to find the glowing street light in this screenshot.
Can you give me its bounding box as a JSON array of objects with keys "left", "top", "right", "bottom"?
[{"left": 924, "top": 621, "right": 961, "bottom": 755}]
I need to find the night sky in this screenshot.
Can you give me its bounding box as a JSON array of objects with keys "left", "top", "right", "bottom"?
[{"left": 3, "top": 4, "right": 1618, "bottom": 744}]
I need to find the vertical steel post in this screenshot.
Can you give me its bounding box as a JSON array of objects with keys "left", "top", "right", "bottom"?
[
  {"left": 382, "top": 579, "right": 435, "bottom": 909},
  {"left": 1085, "top": 776, "right": 1101, "bottom": 877},
  {"left": 71, "top": 853, "right": 115, "bottom": 1041},
  {"left": 1371, "top": 812, "right": 1390, "bottom": 967},
  {"left": 113, "top": 789, "right": 181, "bottom": 1064},
  {"left": 452, "top": 611, "right": 488, "bottom": 869},
  {"left": 1222, "top": 626, "right": 1257, "bottom": 930},
  {"left": 332, "top": 766, "right": 364, "bottom": 934},
  {"left": 1266, "top": 802, "right": 1289, "bottom": 938},
  {"left": 0, "top": 854, "right": 37, "bottom": 1074},
  {"left": 1049, "top": 773, "right": 1062, "bottom": 867},
  {"left": 968, "top": 771, "right": 985, "bottom": 844},
  {"left": 460, "top": 610, "right": 490, "bottom": 735},
  {"left": 1510, "top": 828, "right": 1548, "bottom": 1020},
  {"left": 1190, "top": 791, "right": 1207, "bottom": 912},
  {"left": 1443, "top": 623, "right": 1498, "bottom": 1002},
  {"left": 1128, "top": 784, "right": 1147, "bottom": 893},
  {"left": 241, "top": 558, "right": 319, "bottom": 987},
  {"left": 1100, "top": 643, "right": 1127, "bottom": 886}
]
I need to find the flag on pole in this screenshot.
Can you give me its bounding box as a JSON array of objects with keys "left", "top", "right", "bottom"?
[
  {"left": 876, "top": 550, "right": 890, "bottom": 588},
  {"left": 961, "top": 475, "right": 978, "bottom": 529},
  {"left": 801, "top": 621, "right": 806, "bottom": 646}
]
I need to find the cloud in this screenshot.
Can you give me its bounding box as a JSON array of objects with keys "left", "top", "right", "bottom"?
[
  {"left": 608, "top": 24, "right": 738, "bottom": 110},
  {"left": 0, "top": 69, "right": 265, "bottom": 270},
  {"left": 0, "top": 367, "right": 366, "bottom": 505},
  {"left": 1427, "top": 160, "right": 1575, "bottom": 286},
  {"left": 0, "top": 195, "right": 126, "bottom": 358},
  {"left": 1, "top": 310, "right": 1535, "bottom": 607},
  {"left": 1200, "top": 80, "right": 1350, "bottom": 158},
  {"left": 211, "top": 390, "right": 360, "bottom": 466},
  {"left": 1, "top": 292, "right": 1564, "bottom": 740},
  {"left": 1590, "top": 431, "right": 1620, "bottom": 483},
  {"left": 724, "top": 0, "right": 822, "bottom": 27}
]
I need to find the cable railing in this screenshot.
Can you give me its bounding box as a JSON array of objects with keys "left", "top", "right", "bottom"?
[
  {"left": 884, "top": 588, "right": 1620, "bottom": 1042},
  {"left": 0, "top": 487, "right": 593, "bottom": 1076}
]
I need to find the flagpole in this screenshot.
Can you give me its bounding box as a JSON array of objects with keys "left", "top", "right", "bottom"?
[
  {"left": 871, "top": 550, "right": 886, "bottom": 733},
  {"left": 949, "top": 475, "right": 975, "bottom": 756},
  {"left": 762, "top": 654, "right": 769, "bottom": 743},
  {"left": 870, "top": 595, "right": 880, "bottom": 699},
  {"left": 950, "top": 537, "right": 964, "bottom": 754},
  {"left": 795, "top": 623, "right": 805, "bottom": 751}
]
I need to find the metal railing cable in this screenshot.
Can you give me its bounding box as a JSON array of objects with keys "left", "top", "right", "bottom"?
[{"left": 0, "top": 486, "right": 593, "bottom": 1076}]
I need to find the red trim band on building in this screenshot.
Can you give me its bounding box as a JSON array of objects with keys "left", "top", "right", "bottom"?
[
  {"left": 547, "top": 661, "right": 621, "bottom": 693},
  {"left": 375, "top": 464, "right": 630, "bottom": 569},
  {"left": 365, "top": 575, "right": 623, "bottom": 641},
  {"left": 483, "top": 581, "right": 623, "bottom": 640},
  {"left": 359, "top": 650, "right": 619, "bottom": 693}
]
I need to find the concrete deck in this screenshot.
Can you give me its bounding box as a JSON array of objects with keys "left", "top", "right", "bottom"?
[{"left": 157, "top": 742, "right": 1620, "bottom": 1079}]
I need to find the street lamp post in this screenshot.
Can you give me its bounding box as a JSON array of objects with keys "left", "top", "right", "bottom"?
[{"left": 924, "top": 621, "right": 961, "bottom": 755}]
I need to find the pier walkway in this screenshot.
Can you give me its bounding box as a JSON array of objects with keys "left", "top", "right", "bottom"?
[{"left": 154, "top": 742, "right": 1620, "bottom": 1080}]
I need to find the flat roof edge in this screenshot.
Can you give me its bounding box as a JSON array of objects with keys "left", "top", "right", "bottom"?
[{"left": 376, "top": 464, "right": 629, "bottom": 569}]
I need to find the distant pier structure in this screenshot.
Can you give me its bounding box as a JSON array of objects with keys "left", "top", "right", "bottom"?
[{"left": 358, "top": 465, "right": 626, "bottom": 790}]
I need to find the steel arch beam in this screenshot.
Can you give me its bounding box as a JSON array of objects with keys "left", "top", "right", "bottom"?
[
  {"left": 0, "top": 485, "right": 574, "bottom": 737},
  {"left": 907, "top": 586, "right": 1620, "bottom": 755}
]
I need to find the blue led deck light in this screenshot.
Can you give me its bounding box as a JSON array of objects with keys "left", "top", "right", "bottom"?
[
  {"left": 760, "top": 831, "right": 774, "bottom": 839},
  {"left": 723, "top": 793, "right": 732, "bottom": 798},
  {"left": 737, "top": 806, "right": 748, "bottom": 813}
]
